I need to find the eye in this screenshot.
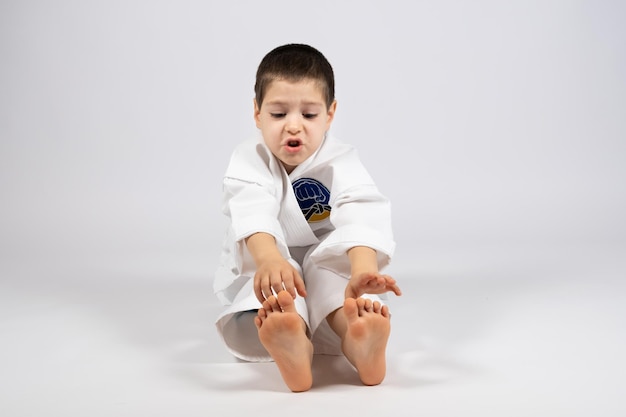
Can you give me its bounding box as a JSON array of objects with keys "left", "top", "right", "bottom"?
[
  {"left": 270, "top": 113, "right": 286, "bottom": 118},
  {"left": 303, "top": 113, "right": 318, "bottom": 119}
]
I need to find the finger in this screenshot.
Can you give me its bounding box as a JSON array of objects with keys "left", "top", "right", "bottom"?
[
  {"left": 294, "top": 272, "right": 307, "bottom": 297},
  {"left": 254, "top": 275, "right": 266, "bottom": 303},
  {"left": 383, "top": 275, "right": 402, "bottom": 296},
  {"left": 270, "top": 274, "right": 285, "bottom": 296},
  {"left": 383, "top": 275, "right": 397, "bottom": 285},
  {"left": 260, "top": 276, "right": 274, "bottom": 300},
  {"left": 371, "top": 277, "right": 385, "bottom": 291},
  {"left": 282, "top": 277, "right": 296, "bottom": 298},
  {"left": 389, "top": 283, "right": 402, "bottom": 296}
]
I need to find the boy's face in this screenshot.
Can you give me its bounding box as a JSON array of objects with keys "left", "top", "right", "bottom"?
[{"left": 254, "top": 79, "right": 336, "bottom": 174}]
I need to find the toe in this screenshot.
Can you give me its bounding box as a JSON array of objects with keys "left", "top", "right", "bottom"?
[
  {"left": 276, "top": 290, "right": 296, "bottom": 313},
  {"left": 255, "top": 308, "right": 268, "bottom": 328},
  {"left": 265, "top": 295, "right": 281, "bottom": 312},
  {"left": 356, "top": 298, "right": 367, "bottom": 315},
  {"left": 381, "top": 304, "right": 390, "bottom": 318},
  {"left": 343, "top": 298, "right": 359, "bottom": 322}
]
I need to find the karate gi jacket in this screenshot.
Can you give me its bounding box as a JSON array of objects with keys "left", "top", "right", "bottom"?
[{"left": 214, "top": 133, "right": 395, "bottom": 305}]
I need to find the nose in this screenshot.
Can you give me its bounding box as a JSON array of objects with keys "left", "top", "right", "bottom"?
[{"left": 285, "top": 115, "right": 302, "bottom": 134}]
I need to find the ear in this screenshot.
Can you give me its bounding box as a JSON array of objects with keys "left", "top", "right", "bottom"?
[
  {"left": 325, "top": 100, "right": 337, "bottom": 130},
  {"left": 253, "top": 98, "right": 262, "bottom": 128}
]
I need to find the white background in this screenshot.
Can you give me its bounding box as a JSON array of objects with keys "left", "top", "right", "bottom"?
[
  {"left": 2, "top": 0, "right": 624, "bottom": 262},
  {"left": 1, "top": 1, "right": 625, "bottom": 415}
]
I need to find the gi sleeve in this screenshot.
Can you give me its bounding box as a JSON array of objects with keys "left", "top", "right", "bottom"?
[
  {"left": 213, "top": 142, "right": 292, "bottom": 304},
  {"left": 308, "top": 146, "right": 395, "bottom": 278}
]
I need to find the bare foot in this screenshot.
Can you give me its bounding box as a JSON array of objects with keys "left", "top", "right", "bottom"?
[
  {"left": 341, "top": 297, "right": 391, "bottom": 385},
  {"left": 254, "top": 290, "right": 313, "bottom": 392}
]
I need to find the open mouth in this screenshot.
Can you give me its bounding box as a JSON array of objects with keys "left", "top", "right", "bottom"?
[{"left": 285, "top": 139, "right": 302, "bottom": 153}]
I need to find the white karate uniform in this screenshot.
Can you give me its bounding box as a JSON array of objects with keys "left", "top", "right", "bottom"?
[{"left": 214, "top": 133, "right": 395, "bottom": 361}]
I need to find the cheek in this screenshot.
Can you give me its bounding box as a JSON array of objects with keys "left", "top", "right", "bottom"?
[
  {"left": 258, "top": 119, "right": 276, "bottom": 132},
  {"left": 269, "top": 123, "right": 283, "bottom": 135},
  {"left": 264, "top": 125, "right": 283, "bottom": 142}
]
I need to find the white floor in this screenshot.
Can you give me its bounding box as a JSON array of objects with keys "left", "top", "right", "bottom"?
[{"left": 1, "top": 242, "right": 624, "bottom": 416}]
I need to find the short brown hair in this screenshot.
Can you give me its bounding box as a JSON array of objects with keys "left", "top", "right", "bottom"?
[{"left": 254, "top": 44, "right": 335, "bottom": 109}]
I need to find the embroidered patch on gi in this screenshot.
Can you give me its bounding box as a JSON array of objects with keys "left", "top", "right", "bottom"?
[{"left": 292, "top": 178, "right": 332, "bottom": 222}]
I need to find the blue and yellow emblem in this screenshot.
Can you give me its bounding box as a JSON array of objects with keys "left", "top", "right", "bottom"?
[{"left": 292, "top": 178, "right": 332, "bottom": 222}]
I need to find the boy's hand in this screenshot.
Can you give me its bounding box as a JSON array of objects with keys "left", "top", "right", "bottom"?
[
  {"left": 253, "top": 256, "right": 307, "bottom": 303},
  {"left": 345, "top": 272, "right": 402, "bottom": 299},
  {"left": 346, "top": 246, "right": 401, "bottom": 299},
  {"left": 246, "top": 232, "right": 307, "bottom": 303}
]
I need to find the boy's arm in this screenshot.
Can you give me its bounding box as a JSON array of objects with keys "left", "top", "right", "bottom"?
[
  {"left": 345, "top": 246, "right": 402, "bottom": 299},
  {"left": 246, "top": 232, "right": 307, "bottom": 303}
]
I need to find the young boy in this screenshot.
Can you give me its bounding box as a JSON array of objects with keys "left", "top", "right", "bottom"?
[{"left": 214, "top": 44, "right": 401, "bottom": 392}]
